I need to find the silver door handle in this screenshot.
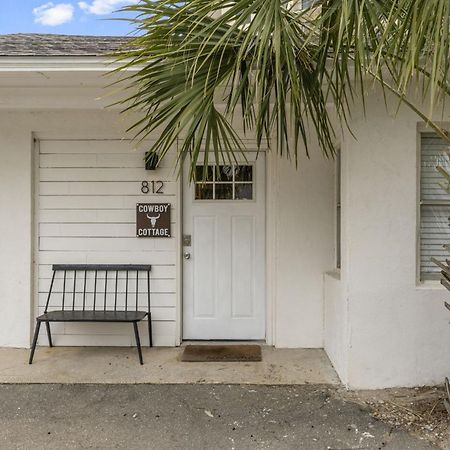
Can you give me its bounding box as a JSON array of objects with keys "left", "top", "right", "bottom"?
[{"left": 184, "top": 252, "right": 191, "bottom": 260}]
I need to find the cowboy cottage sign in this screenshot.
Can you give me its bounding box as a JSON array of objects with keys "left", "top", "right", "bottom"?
[{"left": 136, "top": 203, "right": 171, "bottom": 237}]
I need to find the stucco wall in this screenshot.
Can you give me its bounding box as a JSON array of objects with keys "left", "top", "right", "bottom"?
[
  {"left": 273, "top": 149, "right": 335, "bottom": 348},
  {"left": 0, "top": 113, "right": 34, "bottom": 347},
  {"left": 324, "top": 272, "right": 348, "bottom": 382},
  {"left": 340, "top": 90, "right": 450, "bottom": 388}
]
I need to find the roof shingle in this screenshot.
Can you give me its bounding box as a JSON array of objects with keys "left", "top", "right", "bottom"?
[{"left": 0, "top": 34, "right": 130, "bottom": 56}]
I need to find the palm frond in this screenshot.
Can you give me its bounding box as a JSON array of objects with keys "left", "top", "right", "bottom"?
[{"left": 112, "top": 0, "right": 450, "bottom": 176}]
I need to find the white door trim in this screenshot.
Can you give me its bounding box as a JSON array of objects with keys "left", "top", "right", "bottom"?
[
  {"left": 175, "top": 147, "right": 183, "bottom": 346},
  {"left": 265, "top": 149, "right": 277, "bottom": 347}
]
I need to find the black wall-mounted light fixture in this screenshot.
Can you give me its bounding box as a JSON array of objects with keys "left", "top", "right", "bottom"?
[{"left": 145, "top": 151, "right": 159, "bottom": 170}]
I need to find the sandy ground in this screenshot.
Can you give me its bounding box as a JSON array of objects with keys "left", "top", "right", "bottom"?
[{"left": 343, "top": 386, "right": 450, "bottom": 450}]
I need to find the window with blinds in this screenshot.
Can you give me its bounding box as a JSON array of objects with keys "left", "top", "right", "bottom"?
[{"left": 420, "top": 132, "right": 450, "bottom": 280}]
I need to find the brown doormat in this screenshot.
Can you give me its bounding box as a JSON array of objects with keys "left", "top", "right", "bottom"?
[{"left": 181, "top": 345, "right": 262, "bottom": 362}]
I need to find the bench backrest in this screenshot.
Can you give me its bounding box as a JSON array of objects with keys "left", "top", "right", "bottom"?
[{"left": 44, "top": 264, "right": 152, "bottom": 314}]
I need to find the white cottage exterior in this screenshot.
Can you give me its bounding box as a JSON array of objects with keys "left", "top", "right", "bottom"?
[{"left": 0, "top": 34, "right": 449, "bottom": 389}]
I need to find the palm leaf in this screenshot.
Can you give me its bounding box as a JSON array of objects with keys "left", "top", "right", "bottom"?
[{"left": 112, "top": 0, "right": 450, "bottom": 177}]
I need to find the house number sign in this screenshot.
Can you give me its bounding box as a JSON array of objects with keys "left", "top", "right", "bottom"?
[
  {"left": 136, "top": 203, "right": 171, "bottom": 238},
  {"left": 141, "top": 181, "right": 164, "bottom": 194}
]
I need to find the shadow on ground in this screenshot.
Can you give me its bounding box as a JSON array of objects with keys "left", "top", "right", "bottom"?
[{"left": 0, "top": 384, "right": 439, "bottom": 449}]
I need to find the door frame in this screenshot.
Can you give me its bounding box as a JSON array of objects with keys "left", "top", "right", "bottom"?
[{"left": 178, "top": 147, "right": 277, "bottom": 345}]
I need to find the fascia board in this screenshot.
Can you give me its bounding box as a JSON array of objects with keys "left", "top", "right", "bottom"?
[{"left": 0, "top": 57, "right": 141, "bottom": 72}]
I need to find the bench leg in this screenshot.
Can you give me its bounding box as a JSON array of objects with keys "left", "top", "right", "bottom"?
[
  {"left": 29, "top": 321, "right": 41, "bottom": 364},
  {"left": 45, "top": 322, "right": 53, "bottom": 347},
  {"left": 148, "top": 315, "right": 153, "bottom": 348},
  {"left": 133, "top": 322, "right": 144, "bottom": 365}
]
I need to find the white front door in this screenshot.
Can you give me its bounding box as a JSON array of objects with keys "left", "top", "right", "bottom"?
[{"left": 183, "top": 153, "right": 266, "bottom": 340}]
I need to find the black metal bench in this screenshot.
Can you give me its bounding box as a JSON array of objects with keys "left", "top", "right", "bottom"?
[{"left": 29, "top": 264, "right": 152, "bottom": 365}]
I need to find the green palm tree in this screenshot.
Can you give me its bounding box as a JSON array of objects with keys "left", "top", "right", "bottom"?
[{"left": 113, "top": 0, "right": 450, "bottom": 177}]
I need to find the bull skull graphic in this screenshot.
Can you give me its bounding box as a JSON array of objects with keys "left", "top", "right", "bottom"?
[{"left": 147, "top": 213, "right": 160, "bottom": 228}]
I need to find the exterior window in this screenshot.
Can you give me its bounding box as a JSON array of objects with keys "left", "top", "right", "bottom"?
[
  {"left": 336, "top": 149, "right": 341, "bottom": 270},
  {"left": 195, "top": 165, "right": 254, "bottom": 201},
  {"left": 419, "top": 132, "right": 450, "bottom": 280}
]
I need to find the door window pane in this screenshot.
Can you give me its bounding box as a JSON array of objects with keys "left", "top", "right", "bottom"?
[
  {"left": 215, "top": 183, "right": 233, "bottom": 200},
  {"left": 234, "top": 165, "right": 253, "bottom": 182},
  {"left": 235, "top": 183, "right": 253, "bottom": 200},
  {"left": 195, "top": 183, "right": 214, "bottom": 199},
  {"left": 195, "top": 165, "right": 213, "bottom": 182},
  {"left": 216, "top": 165, "right": 234, "bottom": 181}
]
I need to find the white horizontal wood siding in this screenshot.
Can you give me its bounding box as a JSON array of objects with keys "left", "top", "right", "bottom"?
[{"left": 37, "top": 139, "right": 178, "bottom": 346}]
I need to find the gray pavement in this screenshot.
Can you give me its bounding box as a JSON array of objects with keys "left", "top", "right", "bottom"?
[{"left": 0, "top": 384, "right": 436, "bottom": 450}]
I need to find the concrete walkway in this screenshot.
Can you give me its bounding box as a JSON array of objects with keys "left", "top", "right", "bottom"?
[
  {"left": 0, "top": 384, "right": 436, "bottom": 449},
  {"left": 0, "top": 347, "right": 339, "bottom": 385}
]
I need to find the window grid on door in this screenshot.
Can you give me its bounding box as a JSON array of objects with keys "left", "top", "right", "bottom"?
[{"left": 195, "top": 165, "right": 253, "bottom": 201}]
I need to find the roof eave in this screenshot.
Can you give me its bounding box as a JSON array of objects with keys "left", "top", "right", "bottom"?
[{"left": 0, "top": 56, "right": 137, "bottom": 72}]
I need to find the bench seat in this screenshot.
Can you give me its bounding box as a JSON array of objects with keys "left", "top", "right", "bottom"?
[
  {"left": 37, "top": 310, "right": 148, "bottom": 323},
  {"left": 29, "top": 264, "right": 152, "bottom": 365}
]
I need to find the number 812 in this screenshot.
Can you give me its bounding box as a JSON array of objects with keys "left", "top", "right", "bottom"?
[{"left": 141, "top": 181, "right": 164, "bottom": 194}]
